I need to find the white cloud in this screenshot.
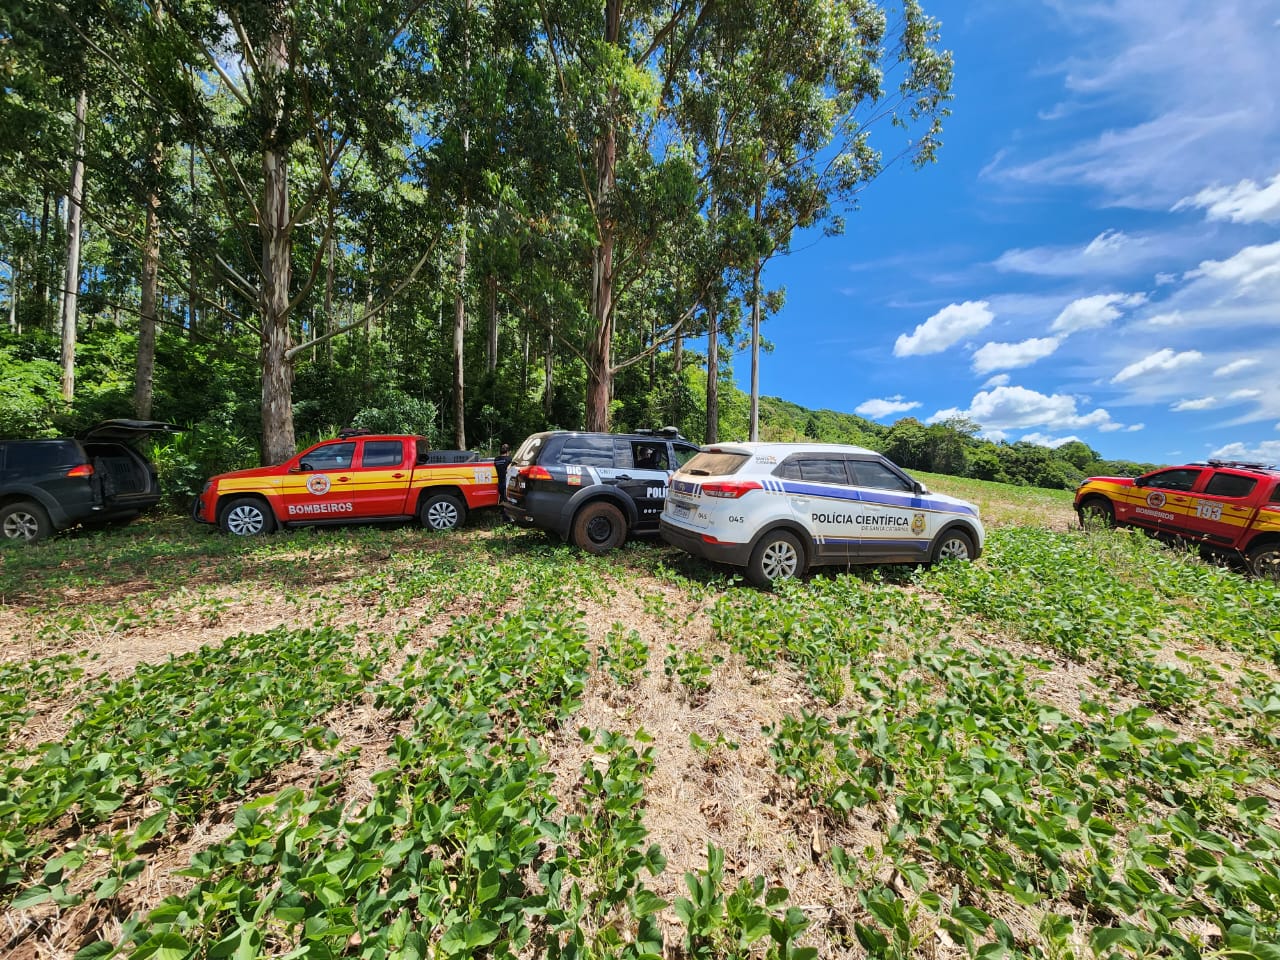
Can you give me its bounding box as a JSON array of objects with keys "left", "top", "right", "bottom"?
[
  {"left": 1051, "top": 292, "right": 1148, "bottom": 333},
  {"left": 1176, "top": 171, "right": 1280, "bottom": 223},
  {"left": 1143, "top": 311, "right": 1184, "bottom": 326},
  {"left": 1215, "top": 358, "right": 1261, "bottom": 376},
  {"left": 994, "top": 231, "right": 1167, "bottom": 277},
  {"left": 1111, "top": 348, "right": 1203, "bottom": 383},
  {"left": 1229, "top": 388, "right": 1263, "bottom": 401},
  {"left": 1172, "top": 396, "right": 1217, "bottom": 411},
  {"left": 1020, "top": 432, "right": 1082, "bottom": 448},
  {"left": 971, "top": 337, "right": 1061, "bottom": 374},
  {"left": 1125, "top": 423, "right": 1145, "bottom": 432},
  {"left": 1187, "top": 240, "right": 1280, "bottom": 290},
  {"left": 856, "top": 396, "right": 921, "bottom": 419},
  {"left": 1155, "top": 272, "right": 1177, "bottom": 286},
  {"left": 929, "top": 385, "right": 1118, "bottom": 434},
  {"left": 982, "top": 373, "right": 1011, "bottom": 388},
  {"left": 894, "top": 301, "right": 994, "bottom": 357},
  {"left": 1211, "top": 440, "right": 1280, "bottom": 464},
  {"left": 988, "top": 1, "right": 1280, "bottom": 206}
]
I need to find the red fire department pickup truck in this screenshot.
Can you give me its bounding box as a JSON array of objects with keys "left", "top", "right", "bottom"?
[
  {"left": 1074, "top": 458, "right": 1280, "bottom": 578},
  {"left": 191, "top": 433, "right": 498, "bottom": 535}
]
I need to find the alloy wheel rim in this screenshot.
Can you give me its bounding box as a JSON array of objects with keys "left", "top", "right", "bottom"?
[
  {"left": 428, "top": 501, "right": 459, "bottom": 529},
  {"left": 3, "top": 512, "right": 37, "bottom": 540},
  {"left": 938, "top": 537, "right": 970, "bottom": 560},
  {"left": 227, "top": 506, "right": 264, "bottom": 535},
  {"left": 761, "top": 540, "right": 798, "bottom": 580}
]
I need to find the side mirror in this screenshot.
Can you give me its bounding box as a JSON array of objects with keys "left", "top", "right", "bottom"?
[
  {"left": 1134, "top": 476, "right": 1147, "bottom": 487},
  {"left": 913, "top": 480, "right": 928, "bottom": 495}
]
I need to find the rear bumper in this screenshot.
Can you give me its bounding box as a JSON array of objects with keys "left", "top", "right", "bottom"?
[
  {"left": 659, "top": 518, "right": 752, "bottom": 566},
  {"left": 502, "top": 491, "right": 571, "bottom": 538}
]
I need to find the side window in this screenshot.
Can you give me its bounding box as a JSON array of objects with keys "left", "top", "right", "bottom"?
[
  {"left": 558, "top": 435, "right": 616, "bottom": 468},
  {"left": 1271, "top": 485, "right": 1280, "bottom": 504},
  {"left": 775, "top": 458, "right": 803, "bottom": 481},
  {"left": 1203, "top": 473, "right": 1258, "bottom": 499},
  {"left": 630, "top": 442, "right": 668, "bottom": 471},
  {"left": 1145, "top": 468, "right": 1202, "bottom": 491},
  {"left": 301, "top": 442, "right": 356, "bottom": 471},
  {"left": 797, "top": 458, "right": 850, "bottom": 485},
  {"left": 672, "top": 444, "right": 700, "bottom": 467},
  {"left": 850, "top": 459, "right": 912, "bottom": 491},
  {"left": 361, "top": 440, "right": 405, "bottom": 468}
]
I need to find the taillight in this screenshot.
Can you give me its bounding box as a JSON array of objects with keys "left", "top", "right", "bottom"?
[
  {"left": 522, "top": 465, "right": 553, "bottom": 481},
  {"left": 66, "top": 463, "right": 94, "bottom": 478},
  {"left": 701, "top": 480, "right": 760, "bottom": 499}
]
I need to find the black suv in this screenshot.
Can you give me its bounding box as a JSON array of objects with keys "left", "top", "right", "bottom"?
[
  {"left": 0, "top": 420, "right": 180, "bottom": 542},
  {"left": 503, "top": 428, "right": 699, "bottom": 553}
]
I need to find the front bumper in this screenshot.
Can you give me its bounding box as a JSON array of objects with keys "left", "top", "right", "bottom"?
[
  {"left": 659, "top": 517, "right": 753, "bottom": 567},
  {"left": 191, "top": 495, "right": 215, "bottom": 525}
]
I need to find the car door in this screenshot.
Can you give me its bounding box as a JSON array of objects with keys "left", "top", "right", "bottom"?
[
  {"left": 846, "top": 457, "right": 922, "bottom": 560},
  {"left": 352, "top": 439, "right": 414, "bottom": 517},
  {"left": 775, "top": 455, "right": 853, "bottom": 562},
  {"left": 1127, "top": 467, "right": 1204, "bottom": 535},
  {"left": 619, "top": 439, "right": 672, "bottom": 530},
  {"left": 1185, "top": 469, "right": 1259, "bottom": 548},
  {"left": 283, "top": 441, "right": 358, "bottom": 520}
]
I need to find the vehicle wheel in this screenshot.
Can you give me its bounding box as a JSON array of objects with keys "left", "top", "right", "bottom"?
[
  {"left": 747, "top": 530, "right": 804, "bottom": 588},
  {"left": 220, "top": 498, "right": 275, "bottom": 536},
  {"left": 1248, "top": 542, "right": 1280, "bottom": 583},
  {"left": 420, "top": 493, "right": 466, "bottom": 531},
  {"left": 571, "top": 501, "right": 626, "bottom": 555},
  {"left": 0, "top": 500, "right": 52, "bottom": 543},
  {"left": 932, "top": 529, "right": 975, "bottom": 562},
  {"left": 1077, "top": 497, "right": 1115, "bottom": 529}
]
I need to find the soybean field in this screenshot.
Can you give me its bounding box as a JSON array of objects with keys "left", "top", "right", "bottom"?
[{"left": 1, "top": 480, "right": 1279, "bottom": 960}]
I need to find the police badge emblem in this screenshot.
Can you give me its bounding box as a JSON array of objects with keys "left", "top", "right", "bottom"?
[{"left": 911, "top": 512, "right": 926, "bottom": 535}]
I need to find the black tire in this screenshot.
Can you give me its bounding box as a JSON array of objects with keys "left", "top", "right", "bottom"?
[
  {"left": 1248, "top": 542, "right": 1280, "bottom": 583},
  {"left": 571, "top": 501, "right": 626, "bottom": 555},
  {"left": 420, "top": 492, "right": 466, "bottom": 531},
  {"left": 747, "top": 529, "right": 805, "bottom": 588},
  {"left": 932, "top": 528, "right": 975, "bottom": 563},
  {"left": 0, "top": 500, "right": 52, "bottom": 543},
  {"left": 1077, "top": 497, "right": 1115, "bottom": 530},
  {"left": 220, "top": 497, "right": 275, "bottom": 536}
]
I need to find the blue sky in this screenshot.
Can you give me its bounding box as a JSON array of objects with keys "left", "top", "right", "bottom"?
[{"left": 747, "top": 0, "right": 1280, "bottom": 467}]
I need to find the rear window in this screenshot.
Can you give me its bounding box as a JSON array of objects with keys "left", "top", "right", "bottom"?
[
  {"left": 512, "top": 435, "right": 544, "bottom": 466},
  {"left": 1, "top": 440, "right": 83, "bottom": 473},
  {"left": 362, "top": 440, "right": 404, "bottom": 468},
  {"left": 680, "top": 452, "right": 749, "bottom": 477},
  {"left": 1203, "top": 473, "right": 1257, "bottom": 499}
]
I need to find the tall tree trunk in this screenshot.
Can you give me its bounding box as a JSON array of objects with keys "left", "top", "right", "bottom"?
[
  {"left": 134, "top": 84, "right": 164, "bottom": 420},
  {"left": 36, "top": 190, "right": 49, "bottom": 322},
  {"left": 543, "top": 323, "right": 554, "bottom": 418},
  {"left": 486, "top": 273, "right": 498, "bottom": 374},
  {"left": 748, "top": 193, "right": 764, "bottom": 442},
  {"left": 259, "top": 17, "right": 296, "bottom": 465},
  {"left": 585, "top": 0, "right": 621, "bottom": 432},
  {"left": 453, "top": 217, "right": 468, "bottom": 448},
  {"left": 322, "top": 231, "right": 334, "bottom": 363},
  {"left": 452, "top": 5, "right": 472, "bottom": 450},
  {"left": 60, "top": 88, "right": 88, "bottom": 403},
  {"left": 705, "top": 301, "right": 719, "bottom": 444},
  {"left": 188, "top": 140, "right": 197, "bottom": 335},
  {"left": 7, "top": 255, "right": 19, "bottom": 332}
]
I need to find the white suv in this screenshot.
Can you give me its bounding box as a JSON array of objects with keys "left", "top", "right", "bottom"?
[{"left": 659, "top": 442, "right": 984, "bottom": 587}]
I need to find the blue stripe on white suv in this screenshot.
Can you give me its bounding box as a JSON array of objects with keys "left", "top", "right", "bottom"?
[{"left": 659, "top": 442, "right": 984, "bottom": 587}]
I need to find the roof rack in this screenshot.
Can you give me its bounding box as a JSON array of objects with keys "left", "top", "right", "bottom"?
[
  {"left": 1207, "top": 458, "right": 1273, "bottom": 471},
  {"left": 337, "top": 428, "right": 373, "bottom": 439}
]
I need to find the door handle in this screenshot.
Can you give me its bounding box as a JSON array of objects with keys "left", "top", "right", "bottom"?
[
  {"left": 614, "top": 474, "right": 632, "bottom": 481},
  {"left": 336, "top": 476, "right": 351, "bottom": 483},
  {"left": 391, "top": 473, "right": 405, "bottom": 479},
  {"left": 791, "top": 496, "right": 809, "bottom": 504}
]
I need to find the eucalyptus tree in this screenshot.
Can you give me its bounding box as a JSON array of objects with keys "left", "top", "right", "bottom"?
[
  {"left": 708, "top": 0, "right": 952, "bottom": 439},
  {"left": 85, "top": 0, "right": 439, "bottom": 462},
  {"left": 536, "top": 0, "right": 724, "bottom": 431}
]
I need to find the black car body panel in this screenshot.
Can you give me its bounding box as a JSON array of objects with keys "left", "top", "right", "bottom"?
[
  {"left": 503, "top": 429, "right": 699, "bottom": 548},
  {"left": 0, "top": 421, "right": 180, "bottom": 541}
]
